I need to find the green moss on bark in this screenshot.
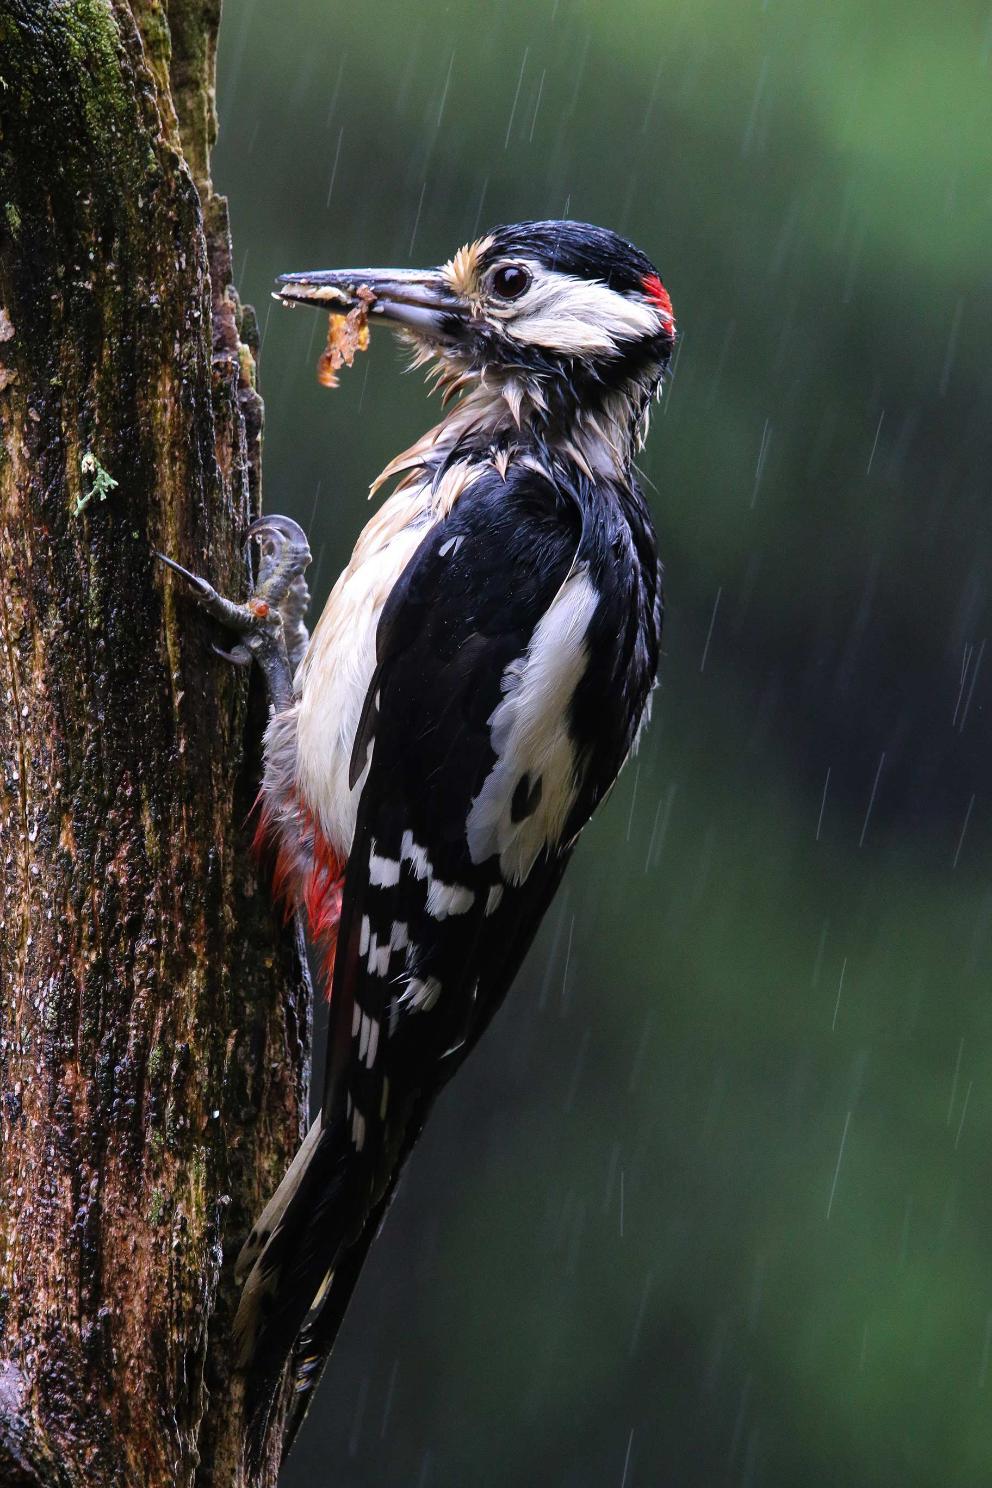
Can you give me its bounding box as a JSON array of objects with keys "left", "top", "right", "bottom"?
[{"left": 0, "top": 3, "right": 307, "bottom": 1485}]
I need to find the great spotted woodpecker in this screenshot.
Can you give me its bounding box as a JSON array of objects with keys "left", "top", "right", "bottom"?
[{"left": 161, "top": 219, "right": 675, "bottom": 1458}]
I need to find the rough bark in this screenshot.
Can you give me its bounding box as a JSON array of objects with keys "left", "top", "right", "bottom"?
[{"left": 0, "top": 2, "right": 308, "bottom": 1484}]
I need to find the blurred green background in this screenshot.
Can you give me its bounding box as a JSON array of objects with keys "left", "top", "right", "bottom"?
[{"left": 213, "top": 2, "right": 992, "bottom": 1483}]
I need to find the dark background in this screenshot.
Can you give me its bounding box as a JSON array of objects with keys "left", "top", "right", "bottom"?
[{"left": 214, "top": 2, "right": 992, "bottom": 1483}]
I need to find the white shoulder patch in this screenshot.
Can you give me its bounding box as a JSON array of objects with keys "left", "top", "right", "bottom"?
[{"left": 466, "top": 568, "right": 598, "bottom": 883}]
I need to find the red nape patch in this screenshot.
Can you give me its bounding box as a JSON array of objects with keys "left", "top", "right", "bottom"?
[{"left": 642, "top": 273, "right": 675, "bottom": 329}]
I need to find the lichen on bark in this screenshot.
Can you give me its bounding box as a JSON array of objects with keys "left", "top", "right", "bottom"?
[{"left": 0, "top": 2, "right": 307, "bottom": 1484}]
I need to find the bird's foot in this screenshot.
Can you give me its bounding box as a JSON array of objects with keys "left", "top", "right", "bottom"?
[{"left": 157, "top": 515, "right": 312, "bottom": 711}]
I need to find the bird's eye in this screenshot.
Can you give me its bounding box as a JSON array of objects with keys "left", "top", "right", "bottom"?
[{"left": 491, "top": 264, "right": 531, "bottom": 301}]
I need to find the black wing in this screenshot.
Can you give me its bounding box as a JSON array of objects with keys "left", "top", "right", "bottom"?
[
  {"left": 325, "top": 462, "right": 586, "bottom": 1203},
  {"left": 330, "top": 466, "right": 663, "bottom": 1185}
]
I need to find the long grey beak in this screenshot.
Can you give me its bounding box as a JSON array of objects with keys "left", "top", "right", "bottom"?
[{"left": 274, "top": 267, "right": 463, "bottom": 338}]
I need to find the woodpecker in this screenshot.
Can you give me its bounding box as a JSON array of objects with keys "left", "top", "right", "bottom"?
[{"left": 161, "top": 219, "right": 675, "bottom": 1459}]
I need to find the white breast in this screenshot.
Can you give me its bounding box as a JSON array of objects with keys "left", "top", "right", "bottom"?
[
  {"left": 293, "top": 458, "right": 477, "bottom": 858},
  {"left": 293, "top": 497, "right": 426, "bottom": 858}
]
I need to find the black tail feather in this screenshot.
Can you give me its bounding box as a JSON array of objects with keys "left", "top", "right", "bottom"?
[
  {"left": 236, "top": 1113, "right": 363, "bottom": 1468},
  {"left": 279, "top": 1164, "right": 403, "bottom": 1462}
]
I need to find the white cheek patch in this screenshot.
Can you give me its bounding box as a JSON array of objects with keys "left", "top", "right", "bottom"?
[
  {"left": 467, "top": 568, "right": 598, "bottom": 883},
  {"left": 502, "top": 267, "right": 661, "bottom": 357}
]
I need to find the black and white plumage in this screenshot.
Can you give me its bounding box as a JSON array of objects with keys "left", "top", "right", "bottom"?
[{"left": 232, "top": 220, "right": 674, "bottom": 1459}]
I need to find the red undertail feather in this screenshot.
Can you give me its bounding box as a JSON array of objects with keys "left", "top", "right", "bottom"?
[
  {"left": 253, "top": 793, "right": 346, "bottom": 1001},
  {"left": 304, "top": 827, "right": 346, "bottom": 995}
]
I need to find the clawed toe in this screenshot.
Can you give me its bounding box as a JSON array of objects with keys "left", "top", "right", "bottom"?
[
  {"left": 248, "top": 514, "right": 310, "bottom": 572},
  {"left": 156, "top": 514, "right": 313, "bottom": 709},
  {"left": 154, "top": 550, "right": 253, "bottom": 634},
  {"left": 246, "top": 516, "right": 312, "bottom": 675},
  {"left": 212, "top": 641, "right": 254, "bottom": 667},
  {"left": 155, "top": 551, "right": 219, "bottom": 604}
]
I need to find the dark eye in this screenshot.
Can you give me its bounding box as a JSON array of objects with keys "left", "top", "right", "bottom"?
[{"left": 492, "top": 264, "right": 531, "bottom": 300}]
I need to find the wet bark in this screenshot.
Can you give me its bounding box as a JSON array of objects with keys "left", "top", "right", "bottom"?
[{"left": 0, "top": 2, "right": 308, "bottom": 1484}]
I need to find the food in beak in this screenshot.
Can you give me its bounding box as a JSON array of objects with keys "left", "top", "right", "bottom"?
[{"left": 316, "top": 285, "right": 375, "bottom": 389}]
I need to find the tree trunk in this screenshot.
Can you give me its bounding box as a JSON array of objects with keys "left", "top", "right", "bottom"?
[{"left": 0, "top": 3, "right": 308, "bottom": 1484}]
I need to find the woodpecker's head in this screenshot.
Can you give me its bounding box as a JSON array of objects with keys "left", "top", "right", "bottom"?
[{"left": 277, "top": 220, "right": 676, "bottom": 469}]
